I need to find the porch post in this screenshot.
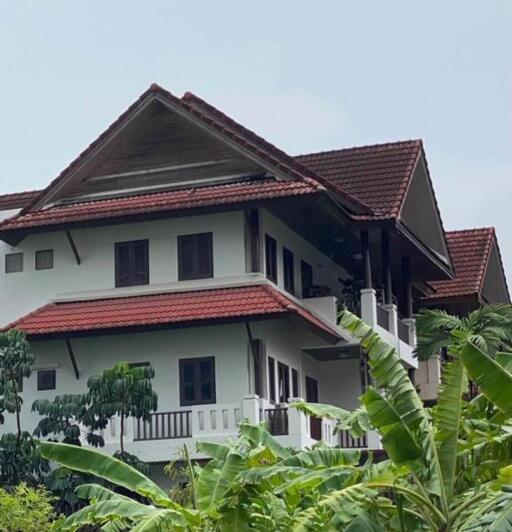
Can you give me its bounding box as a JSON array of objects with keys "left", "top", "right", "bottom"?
[
  {"left": 381, "top": 230, "right": 392, "bottom": 306},
  {"left": 361, "top": 231, "right": 372, "bottom": 289},
  {"left": 243, "top": 395, "right": 261, "bottom": 424},
  {"left": 401, "top": 257, "right": 413, "bottom": 318}
]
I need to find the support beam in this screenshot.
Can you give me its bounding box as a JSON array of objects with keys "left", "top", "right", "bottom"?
[
  {"left": 65, "top": 338, "right": 80, "bottom": 380},
  {"left": 66, "top": 230, "right": 81, "bottom": 265},
  {"left": 361, "top": 231, "right": 372, "bottom": 289},
  {"left": 402, "top": 257, "right": 413, "bottom": 318},
  {"left": 381, "top": 229, "right": 393, "bottom": 305}
]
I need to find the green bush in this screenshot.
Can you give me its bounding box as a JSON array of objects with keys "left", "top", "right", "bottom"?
[{"left": 0, "top": 483, "right": 58, "bottom": 531}]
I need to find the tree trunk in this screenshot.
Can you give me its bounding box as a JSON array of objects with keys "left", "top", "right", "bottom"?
[{"left": 120, "top": 414, "right": 125, "bottom": 454}]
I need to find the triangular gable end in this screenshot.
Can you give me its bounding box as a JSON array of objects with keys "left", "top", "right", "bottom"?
[
  {"left": 481, "top": 240, "right": 511, "bottom": 304},
  {"left": 399, "top": 153, "right": 450, "bottom": 266},
  {"left": 30, "top": 93, "right": 271, "bottom": 207}
]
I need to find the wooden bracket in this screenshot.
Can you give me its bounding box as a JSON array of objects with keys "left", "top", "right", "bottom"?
[
  {"left": 66, "top": 230, "right": 81, "bottom": 265},
  {"left": 65, "top": 338, "right": 80, "bottom": 379}
]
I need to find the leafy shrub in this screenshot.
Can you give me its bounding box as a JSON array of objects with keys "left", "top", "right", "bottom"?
[{"left": 0, "top": 483, "right": 58, "bottom": 531}]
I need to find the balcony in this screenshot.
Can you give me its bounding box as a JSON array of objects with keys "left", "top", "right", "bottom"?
[{"left": 360, "top": 288, "right": 417, "bottom": 368}]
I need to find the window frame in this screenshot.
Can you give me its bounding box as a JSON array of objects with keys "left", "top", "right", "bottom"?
[
  {"left": 277, "top": 361, "right": 290, "bottom": 403},
  {"left": 265, "top": 234, "right": 277, "bottom": 283},
  {"left": 282, "top": 247, "right": 295, "bottom": 294},
  {"left": 115, "top": 239, "right": 150, "bottom": 288},
  {"left": 5, "top": 252, "right": 23, "bottom": 274},
  {"left": 177, "top": 232, "right": 214, "bottom": 281},
  {"left": 179, "top": 356, "right": 216, "bottom": 406},
  {"left": 268, "top": 356, "right": 276, "bottom": 403},
  {"left": 37, "top": 369, "right": 56, "bottom": 391},
  {"left": 35, "top": 249, "right": 54, "bottom": 271}
]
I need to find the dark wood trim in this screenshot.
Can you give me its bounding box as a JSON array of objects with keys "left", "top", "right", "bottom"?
[
  {"left": 361, "top": 230, "right": 372, "bottom": 289},
  {"left": 381, "top": 229, "right": 392, "bottom": 305},
  {"left": 245, "top": 209, "right": 261, "bottom": 273},
  {"left": 402, "top": 256, "right": 413, "bottom": 318},
  {"left": 65, "top": 338, "right": 80, "bottom": 379},
  {"left": 65, "top": 230, "right": 81, "bottom": 265}
]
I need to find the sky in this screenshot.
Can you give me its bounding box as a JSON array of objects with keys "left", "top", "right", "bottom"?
[{"left": 0, "top": 1, "right": 511, "bottom": 277}]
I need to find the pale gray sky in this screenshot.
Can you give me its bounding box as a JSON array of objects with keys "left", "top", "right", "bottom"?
[{"left": 0, "top": 1, "right": 511, "bottom": 277}]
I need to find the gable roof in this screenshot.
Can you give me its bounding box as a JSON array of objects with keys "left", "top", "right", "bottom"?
[
  {"left": 296, "top": 140, "right": 423, "bottom": 220},
  {"left": 0, "top": 190, "right": 42, "bottom": 211},
  {"left": 421, "top": 228, "right": 510, "bottom": 303},
  {"left": 0, "top": 179, "right": 321, "bottom": 234},
  {"left": 5, "top": 283, "right": 341, "bottom": 342},
  {"left": 22, "top": 84, "right": 369, "bottom": 215}
]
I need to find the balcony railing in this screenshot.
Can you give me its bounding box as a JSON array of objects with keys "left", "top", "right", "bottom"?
[
  {"left": 397, "top": 319, "right": 410, "bottom": 345},
  {"left": 376, "top": 303, "right": 390, "bottom": 331},
  {"left": 339, "top": 430, "right": 368, "bottom": 448},
  {"left": 134, "top": 410, "right": 192, "bottom": 441},
  {"left": 264, "top": 407, "right": 289, "bottom": 436}
]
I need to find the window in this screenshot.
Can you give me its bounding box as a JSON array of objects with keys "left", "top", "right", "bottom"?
[
  {"left": 283, "top": 247, "right": 295, "bottom": 294},
  {"left": 178, "top": 233, "right": 213, "bottom": 281},
  {"left": 292, "top": 368, "right": 299, "bottom": 398},
  {"left": 37, "top": 369, "right": 56, "bottom": 391},
  {"left": 35, "top": 249, "right": 54, "bottom": 270},
  {"left": 179, "top": 357, "right": 216, "bottom": 406},
  {"left": 5, "top": 253, "right": 23, "bottom": 273},
  {"left": 278, "top": 362, "right": 290, "bottom": 403},
  {"left": 268, "top": 356, "right": 276, "bottom": 403},
  {"left": 301, "top": 260, "right": 313, "bottom": 297},
  {"left": 115, "top": 240, "right": 149, "bottom": 287},
  {"left": 265, "top": 235, "right": 277, "bottom": 283}
]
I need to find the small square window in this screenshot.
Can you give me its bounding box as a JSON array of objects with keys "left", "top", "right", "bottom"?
[
  {"left": 35, "top": 250, "right": 54, "bottom": 270},
  {"left": 37, "top": 369, "right": 56, "bottom": 391},
  {"left": 5, "top": 253, "right": 23, "bottom": 273}
]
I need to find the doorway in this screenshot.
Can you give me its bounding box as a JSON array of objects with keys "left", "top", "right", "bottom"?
[{"left": 305, "top": 376, "right": 321, "bottom": 440}]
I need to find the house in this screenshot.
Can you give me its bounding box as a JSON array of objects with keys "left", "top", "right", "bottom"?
[
  {"left": 415, "top": 227, "right": 510, "bottom": 402},
  {"left": 0, "top": 84, "right": 504, "bottom": 471}
]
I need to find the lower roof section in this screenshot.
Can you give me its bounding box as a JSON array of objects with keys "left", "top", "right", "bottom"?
[{"left": 5, "top": 283, "right": 342, "bottom": 343}]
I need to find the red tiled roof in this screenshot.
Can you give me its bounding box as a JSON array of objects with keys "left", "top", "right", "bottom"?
[
  {"left": 0, "top": 179, "right": 321, "bottom": 232},
  {"left": 421, "top": 228, "right": 504, "bottom": 302},
  {"left": 296, "top": 140, "right": 423, "bottom": 220},
  {"left": 22, "top": 84, "right": 369, "bottom": 215},
  {"left": 6, "top": 284, "right": 341, "bottom": 341},
  {"left": 0, "top": 190, "right": 43, "bottom": 211}
]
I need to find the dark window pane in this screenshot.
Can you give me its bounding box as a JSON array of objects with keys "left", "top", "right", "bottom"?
[
  {"left": 115, "top": 240, "right": 149, "bottom": 287},
  {"left": 301, "top": 260, "right": 313, "bottom": 297},
  {"left": 178, "top": 233, "right": 213, "bottom": 281},
  {"left": 278, "top": 362, "right": 290, "bottom": 403},
  {"left": 252, "top": 339, "right": 264, "bottom": 397},
  {"left": 283, "top": 247, "right": 295, "bottom": 294},
  {"left": 268, "top": 356, "right": 276, "bottom": 403},
  {"left": 35, "top": 249, "right": 54, "bottom": 270},
  {"left": 5, "top": 253, "right": 23, "bottom": 273},
  {"left": 37, "top": 369, "right": 56, "bottom": 391},
  {"left": 265, "top": 235, "right": 277, "bottom": 283},
  {"left": 292, "top": 368, "right": 299, "bottom": 398},
  {"left": 179, "top": 357, "right": 215, "bottom": 406}
]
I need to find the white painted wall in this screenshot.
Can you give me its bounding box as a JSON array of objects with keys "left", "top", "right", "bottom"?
[
  {"left": 0, "top": 211, "right": 247, "bottom": 326},
  {"left": 260, "top": 209, "right": 350, "bottom": 300}
]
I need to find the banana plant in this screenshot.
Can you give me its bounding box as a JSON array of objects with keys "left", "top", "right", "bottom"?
[{"left": 292, "top": 309, "right": 512, "bottom": 531}]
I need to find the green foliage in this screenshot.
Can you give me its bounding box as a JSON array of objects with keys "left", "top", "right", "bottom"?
[
  {"left": 86, "top": 362, "right": 158, "bottom": 454},
  {"left": 0, "top": 483, "right": 57, "bottom": 531}
]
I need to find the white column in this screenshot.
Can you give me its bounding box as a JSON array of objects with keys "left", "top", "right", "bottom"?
[
  {"left": 287, "top": 400, "right": 308, "bottom": 439},
  {"left": 243, "top": 395, "right": 260, "bottom": 424},
  {"left": 360, "top": 288, "right": 377, "bottom": 327},
  {"left": 384, "top": 303, "right": 398, "bottom": 335},
  {"left": 403, "top": 317, "right": 417, "bottom": 346}
]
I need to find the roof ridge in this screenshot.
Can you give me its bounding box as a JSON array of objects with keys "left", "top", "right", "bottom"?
[{"left": 294, "top": 139, "right": 423, "bottom": 159}]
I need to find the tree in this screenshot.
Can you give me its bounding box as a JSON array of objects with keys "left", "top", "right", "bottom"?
[
  {"left": 87, "top": 362, "right": 157, "bottom": 458},
  {"left": 415, "top": 304, "right": 512, "bottom": 361},
  {"left": 0, "top": 483, "right": 59, "bottom": 531},
  {"left": 293, "top": 309, "right": 512, "bottom": 530}
]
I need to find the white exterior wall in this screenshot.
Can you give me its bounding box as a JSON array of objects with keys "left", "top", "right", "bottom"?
[
  {"left": 260, "top": 209, "right": 349, "bottom": 300},
  {"left": 0, "top": 211, "right": 246, "bottom": 327}
]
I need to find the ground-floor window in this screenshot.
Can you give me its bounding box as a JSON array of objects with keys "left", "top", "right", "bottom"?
[
  {"left": 37, "top": 369, "right": 56, "bottom": 391},
  {"left": 179, "top": 356, "right": 216, "bottom": 406},
  {"left": 278, "top": 361, "right": 290, "bottom": 403}
]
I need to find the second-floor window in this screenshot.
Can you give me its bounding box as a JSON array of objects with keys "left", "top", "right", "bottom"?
[
  {"left": 5, "top": 253, "right": 23, "bottom": 273},
  {"left": 35, "top": 249, "right": 54, "bottom": 270},
  {"left": 178, "top": 232, "right": 213, "bottom": 281},
  {"left": 179, "top": 356, "right": 216, "bottom": 405},
  {"left": 115, "top": 240, "right": 149, "bottom": 287},
  {"left": 265, "top": 235, "right": 277, "bottom": 283},
  {"left": 301, "top": 260, "right": 313, "bottom": 297},
  {"left": 283, "top": 247, "right": 295, "bottom": 294}
]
